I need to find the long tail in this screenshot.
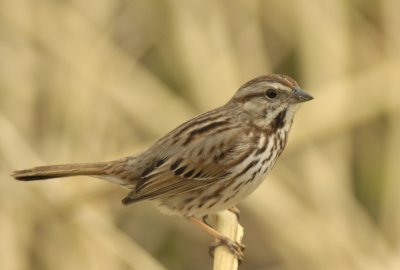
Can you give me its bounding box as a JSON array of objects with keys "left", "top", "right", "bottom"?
[{"left": 12, "top": 162, "right": 111, "bottom": 181}]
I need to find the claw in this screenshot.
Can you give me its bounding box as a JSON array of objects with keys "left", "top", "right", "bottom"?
[
  {"left": 208, "top": 236, "right": 246, "bottom": 262},
  {"left": 189, "top": 216, "right": 245, "bottom": 262},
  {"left": 209, "top": 241, "right": 218, "bottom": 258}
]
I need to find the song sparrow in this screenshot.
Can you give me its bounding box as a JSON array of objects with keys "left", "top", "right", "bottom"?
[{"left": 12, "top": 74, "right": 313, "bottom": 260}]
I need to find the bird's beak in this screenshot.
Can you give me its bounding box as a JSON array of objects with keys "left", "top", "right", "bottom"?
[{"left": 292, "top": 87, "right": 313, "bottom": 103}]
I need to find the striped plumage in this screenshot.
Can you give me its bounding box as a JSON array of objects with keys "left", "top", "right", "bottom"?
[{"left": 13, "top": 74, "right": 313, "bottom": 218}]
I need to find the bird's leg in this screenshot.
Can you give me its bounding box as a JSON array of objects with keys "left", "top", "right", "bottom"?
[{"left": 189, "top": 216, "right": 245, "bottom": 261}]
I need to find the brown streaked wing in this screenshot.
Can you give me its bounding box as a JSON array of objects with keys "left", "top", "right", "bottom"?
[{"left": 122, "top": 125, "right": 256, "bottom": 204}]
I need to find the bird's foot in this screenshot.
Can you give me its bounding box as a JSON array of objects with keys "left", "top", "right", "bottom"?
[{"left": 209, "top": 236, "right": 246, "bottom": 262}]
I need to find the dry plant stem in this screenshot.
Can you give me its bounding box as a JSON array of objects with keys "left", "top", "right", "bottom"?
[
  {"left": 189, "top": 211, "right": 244, "bottom": 270},
  {"left": 212, "top": 211, "right": 244, "bottom": 270}
]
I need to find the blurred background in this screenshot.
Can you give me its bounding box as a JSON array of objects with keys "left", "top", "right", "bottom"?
[{"left": 1, "top": 0, "right": 399, "bottom": 269}]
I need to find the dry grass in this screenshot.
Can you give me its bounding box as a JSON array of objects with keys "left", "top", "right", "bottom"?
[{"left": 1, "top": 0, "right": 399, "bottom": 269}]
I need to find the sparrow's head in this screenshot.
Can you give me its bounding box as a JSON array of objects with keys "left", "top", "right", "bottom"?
[{"left": 231, "top": 74, "right": 313, "bottom": 129}]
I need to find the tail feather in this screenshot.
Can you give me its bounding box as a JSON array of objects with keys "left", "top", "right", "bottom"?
[{"left": 12, "top": 162, "right": 110, "bottom": 181}]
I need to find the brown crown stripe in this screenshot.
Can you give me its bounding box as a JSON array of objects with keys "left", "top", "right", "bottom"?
[{"left": 240, "top": 74, "right": 298, "bottom": 90}]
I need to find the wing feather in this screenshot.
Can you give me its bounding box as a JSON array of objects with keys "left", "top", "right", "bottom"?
[{"left": 122, "top": 118, "right": 258, "bottom": 204}]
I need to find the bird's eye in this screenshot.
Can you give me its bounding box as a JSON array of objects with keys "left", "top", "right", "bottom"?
[{"left": 265, "top": 89, "right": 278, "bottom": 99}]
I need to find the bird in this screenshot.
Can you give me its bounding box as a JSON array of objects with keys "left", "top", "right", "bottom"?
[{"left": 12, "top": 74, "right": 313, "bottom": 260}]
